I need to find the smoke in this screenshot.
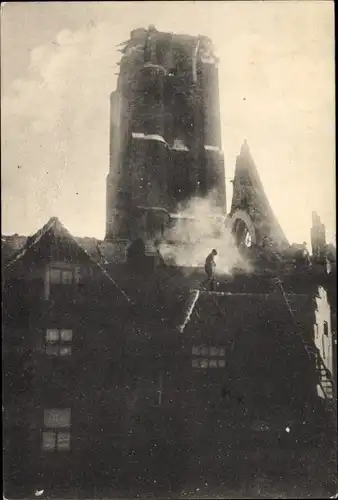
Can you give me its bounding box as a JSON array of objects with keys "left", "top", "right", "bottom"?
[{"left": 159, "top": 192, "right": 252, "bottom": 275}]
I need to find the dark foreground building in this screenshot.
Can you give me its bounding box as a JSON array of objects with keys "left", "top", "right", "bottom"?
[
  {"left": 3, "top": 216, "right": 336, "bottom": 498},
  {"left": 3, "top": 26, "right": 337, "bottom": 499}
]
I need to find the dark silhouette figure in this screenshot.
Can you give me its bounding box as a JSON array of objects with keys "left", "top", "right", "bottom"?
[
  {"left": 154, "top": 239, "right": 166, "bottom": 268},
  {"left": 127, "top": 238, "right": 146, "bottom": 273},
  {"left": 201, "top": 249, "right": 218, "bottom": 291}
]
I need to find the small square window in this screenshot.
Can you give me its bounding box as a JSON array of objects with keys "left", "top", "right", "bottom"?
[
  {"left": 200, "top": 359, "right": 209, "bottom": 369},
  {"left": 218, "top": 348, "right": 225, "bottom": 357},
  {"left": 42, "top": 431, "right": 56, "bottom": 451},
  {"left": 218, "top": 359, "right": 226, "bottom": 368},
  {"left": 61, "top": 270, "right": 73, "bottom": 285},
  {"left": 59, "top": 347, "right": 72, "bottom": 356},
  {"left": 74, "top": 267, "right": 81, "bottom": 284},
  {"left": 46, "top": 329, "right": 59, "bottom": 343},
  {"left": 60, "top": 329, "right": 73, "bottom": 342},
  {"left": 50, "top": 269, "right": 61, "bottom": 284},
  {"left": 46, "top": 345, "right": 59, "bottom": 356},
  {"left": 44, "top": 409, "right": 71, "bottom": 428},
  {"left": 209, "top": 359, "right": 218, "bottom": 368},
  {"left": 45, "top": 329, "right": 73, "bottom": 356},
  {"left": 200, "top": 346, "right": 209, "bottom": 356},
  {"left": 210, "top": 347, "right": 219, "bottom": 357},
  {"left": 192, "top": 345, "right": 200, "bottom": 355},
  {"left": 192, "top": 359, "right": 199, "bottom": 368},
  {"left": 57, "top": 432, "right": 70, "bottom": 450}
]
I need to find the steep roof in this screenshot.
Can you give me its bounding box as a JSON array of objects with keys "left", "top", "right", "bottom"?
[
  {"left": 230, "top": 141, "right": 289, "bottom": 250},
  {"left": 2, "top": 232, "right": 108, "bottom": 266},
  {"left": 5, "top": 217, "right": 131, "bottom": 303},
  {"left": 177, "top": 287, "right": 312, "bottom": 335}
]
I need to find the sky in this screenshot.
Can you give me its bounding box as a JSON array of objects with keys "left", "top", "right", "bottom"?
[{"left": 1, "top": 1, "right": 335, "bottom": 245}]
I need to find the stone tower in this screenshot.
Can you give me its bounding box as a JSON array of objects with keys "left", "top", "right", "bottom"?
[{"left": 106, "top": 26, "right": 226, "bottom": 248}]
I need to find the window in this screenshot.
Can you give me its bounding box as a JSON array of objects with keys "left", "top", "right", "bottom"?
[
  {"left": 323, "top": 321, "right": 329, "bottom": 337},
  {"left": 49, "top": 267, "right": 80, "bottom": 285},
  {"left": 315, "top": 324, "right": 319, "bottom": 339},
  {"left": 44, "top": 408, "right": 71, "bottom": 427},
  {"left": 45, "top": 329, "right": 73, "bottom": 356},
  {"left": 42, "top": 408, "right": 71, "bottom": 452},
  {"left": 192, "top": 345, "right": 226, "bottom": 369},
  {"left": 45, "top": 265, "right": 82, "bottom": 300}
]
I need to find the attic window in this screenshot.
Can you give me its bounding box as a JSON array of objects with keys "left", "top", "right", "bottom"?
[{"left": 50, "top": 267, "right": 79, "bottom": 285}]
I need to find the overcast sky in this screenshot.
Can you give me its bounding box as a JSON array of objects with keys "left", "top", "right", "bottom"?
[{"left": 1, "top": 1, "right": 335, "bottom": 244}]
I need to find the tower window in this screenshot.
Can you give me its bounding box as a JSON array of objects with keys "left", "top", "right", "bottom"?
[{"left": 323, "top": 321, "right": 329, "bottom": 336}]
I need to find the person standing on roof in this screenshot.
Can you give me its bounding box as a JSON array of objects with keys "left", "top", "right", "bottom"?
[{"left": 202, "top": 249, "right": 218, "bottom": 291}]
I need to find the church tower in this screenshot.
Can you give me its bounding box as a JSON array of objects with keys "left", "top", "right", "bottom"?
[{"left": 106, "top": 26, "right": 226, "bottom": 250}]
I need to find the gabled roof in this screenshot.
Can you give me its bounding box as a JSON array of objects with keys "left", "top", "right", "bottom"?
[
  {"left": 177, "top": 287, "right": 312, "bottom": 334},
  {"left": 231, "top": 141, "right": 289, "bottom": 250},
  {"left": 5, "top": 217, "right": 58, "bottom": 267},
  {"left": 5, "top": 217, "right": 131, "bottom": 303}
]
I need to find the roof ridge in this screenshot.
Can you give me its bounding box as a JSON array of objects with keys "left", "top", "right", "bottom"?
[
  {"left": 48, "top": 219, "right": 132, "bottom": 304},
  {"left": 177, "top": 289, "right": 200, "bottom": 333},
  {"left": 5, "top": 217, "right": 60, "bottom": 268}
]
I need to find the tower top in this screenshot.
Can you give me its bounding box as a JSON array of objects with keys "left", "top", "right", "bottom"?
[{"left": 240, "top": 139, "right": 250, "bottom": 156}]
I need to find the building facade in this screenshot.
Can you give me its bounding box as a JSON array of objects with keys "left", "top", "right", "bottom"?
[{"left": 3, "top": 218, "right": 134, "bottom": 494}]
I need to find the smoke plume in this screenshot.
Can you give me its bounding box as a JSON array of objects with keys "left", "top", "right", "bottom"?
[{"left": 159, "top": 192, "right": 251, "bottom": 275}]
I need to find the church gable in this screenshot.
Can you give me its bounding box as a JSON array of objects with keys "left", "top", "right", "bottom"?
[{"left": 229, "top": 141, "right": 289, "bottom": 252}]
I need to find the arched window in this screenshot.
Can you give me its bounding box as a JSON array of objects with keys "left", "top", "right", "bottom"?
[{"left": 233, "top": 219, "right": 253, "bottom": 249}]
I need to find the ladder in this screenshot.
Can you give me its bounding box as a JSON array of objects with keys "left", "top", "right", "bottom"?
[
  {"left": 207, "top": 278, "right": 336, "bottom": 405},
  {"left": 272, "top": 277, "right": 336, "bottom": 405}
]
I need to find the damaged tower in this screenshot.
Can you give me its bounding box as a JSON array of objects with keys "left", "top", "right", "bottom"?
[{"left": 106, "top": 26, "right": 226, "bottom": 249}]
